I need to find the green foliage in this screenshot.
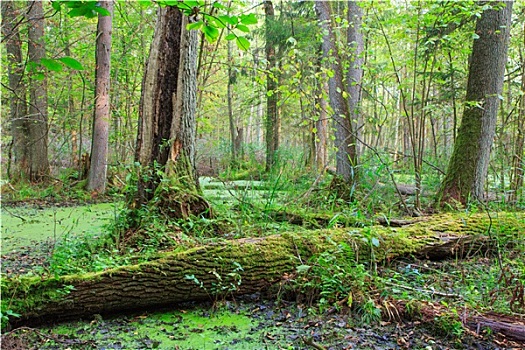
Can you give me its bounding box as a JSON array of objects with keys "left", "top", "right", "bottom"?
[{"left": 291, "top": 240, "right": 379, "bottom": 322}]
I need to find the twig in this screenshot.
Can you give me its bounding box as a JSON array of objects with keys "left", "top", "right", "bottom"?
[
  {"left": 384, "top": 280, "right": 464, "bottom": 299},
  {"left": 2, "top": 206, "right": 27, "bottom": 222},
  {"left": 302, "top": 336, "right": 327, "bottom": 350}
]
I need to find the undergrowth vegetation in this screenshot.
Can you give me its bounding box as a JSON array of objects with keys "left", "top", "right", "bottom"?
[{"left": 1, "top": 146, "right": 524, "bottom": 342}]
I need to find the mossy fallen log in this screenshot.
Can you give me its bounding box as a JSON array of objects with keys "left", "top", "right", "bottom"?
[{"left": 3, "top": 212, "right": 523, "bottom": 327}]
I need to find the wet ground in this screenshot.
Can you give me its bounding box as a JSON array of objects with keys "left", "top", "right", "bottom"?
[{"left": 1, "top": 295, "right": 511, "bottom": 350}]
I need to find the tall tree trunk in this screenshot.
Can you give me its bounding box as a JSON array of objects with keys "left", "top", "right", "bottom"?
[
  {"left": 133, "top": 7, "right": 208, "bottom": 220},
  {"left": 314, "top": 75, "right": 329, "bottom": 172},
  {"left": 1, "top": 1, "right": 29, "bottom": 181},
  {"left": 227, "top": 40, "right": 238, "bottom": 166},
  {"left": 88, "top": 0, "right": 113, "bottom": 194},
  {"left": 315, "top": 1, "right": 357, "bottom": 189},
  {"left": 27, "top": 0, "right": 49, "bottom": 182},
  {"left": 437, "top": 2, "right": 513, "bottom": 205},
  {"left": 346, "top": 1, "right": 364, "bottom": 158},
  {"left": 509, "top": 22, "right": 525, "bottom": 203},
  {"left": 264, "top": 0, "right": 279, "bottom": 172}
]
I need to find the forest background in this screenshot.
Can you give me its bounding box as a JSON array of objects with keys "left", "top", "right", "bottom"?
[{"left": 1, "top": 1, "right": 525, "bottom": 348}]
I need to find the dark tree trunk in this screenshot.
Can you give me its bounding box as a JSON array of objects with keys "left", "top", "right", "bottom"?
[
  {"left": 1, "top": 1, "right": 29, "bottom": 181},
  {"left": 133, "top": 7, "right": 207, "bottom": 219},
  {"left": 437, "top": 2, "right": 513, "bottom": 205},
  {"left": 315, "top": 1, "right": 357, "bottom": 193},
  {"left": 264, "top": 0, "right": 280, "bottom": 172},
  {"left": 27, "top": 0, "right": 49, "bottom": 182},
  {"left": 88, "top": 0, "right": 113, "bottom": 194}
]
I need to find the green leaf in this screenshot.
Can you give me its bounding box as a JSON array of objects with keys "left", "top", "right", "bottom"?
[
  {"left": 296, "top": 265, "right": 311, "bottom": 274},
  {"left": 187, "top": 21, "right": 203, "bottom": 31},
  {"left": 213, "top": 2, "right": 227, "bottom": 10},
  {"left": 203, "top": 25, "right": 219, "bottom": 42},
  {"left": 240, "top": 13, "right": 257, "bottom": 25},
  {"left": 40, "top": 58, "right": 63, "bottom": 72},
  {"left": 34, "top": 72, "right": 45, "bottom": 81},
  {"left": 235, "top": 36, "right": 250, "bottom": 51},
  {"left": 225, "top": 33, "right": 236, "bottom": 41},
  {"left": 219, "top": 15, "right": 237, "bottom": 26},
  {"left": 51, "top": 1, "right": 61, "bottom": 12},
  {"left": 93, "top": 6, "right": 111, "bottom": 16},
  {"left": 236, "top": 24, "right": 250, "bottom": 33},
  {"left": 58, "top": 56, "right": 84, "bottom": 70},
  {"left": 137, "top": 0, "right": 152, "bottom": 7},
  {"left": 68, "top": 7, "right": 89, "bottom": 17}
]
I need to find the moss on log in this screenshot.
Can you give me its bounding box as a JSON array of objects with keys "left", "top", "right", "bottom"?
[{"left": 4, "top": 212, "right": 523, "bottom": 326}]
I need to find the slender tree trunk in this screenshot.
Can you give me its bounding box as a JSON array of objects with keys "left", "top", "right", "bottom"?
[
  {"left": 88, "top": 0, "right": 113, "bottom": 193},
  {"left": 264, "top": 0, "right": 279, "bottom": 172},
  {"left": 315, "top": 78, "right": 329, "bottom": 172},
  {"left": 347, "top": 1, "right": 364, "bottom": 158},
  {"left": 510, "top": 23, "right": 525, "bottom": 203},
  {"left": 1, "top": 1, "right": 29, "bottom": 181},
  {"left": 227, "top": 40, "right": 238, "bottom": 165},
  {"left": 315, "top": 1, "right": 357, "bottom": 187},
  {"left": 437, "top": 2, "right": 513, "bottom": 205},
  {"left": 27, "top": 0, "right": 49, "bottom": 182}
]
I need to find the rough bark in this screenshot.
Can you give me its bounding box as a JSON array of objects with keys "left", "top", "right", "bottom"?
[
  {"left": 5, "top": 213, "right": 523, "bottom": 327},
  {"left": 1, "top": 1, "right": 29, "bottom": 180},
  {"left": 27, "top": 0, "right": 50, "bottom": 182},
  {"left": 437, "top": 2, "right": 513, "bottom": 205},
  {"left": 132, "top": 7, "right": 207, "bottom": 221},
  {"left": 87, "top": 0, "right": 113, "bottom": 194},
  {"left": 134, "top": 7, "right": 201, "bottom": 203},
  {"left": 315, "top": 1, "right": 357, "bottom": 187},
  {"left": 264, "top": 0, "right": 280, "bottom": 172}
]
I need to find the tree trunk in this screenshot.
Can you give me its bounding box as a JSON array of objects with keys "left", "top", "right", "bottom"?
[
  {"left": 1, "top": 1, "right": 29, "bottom": 181},
  {"left": 509, "top": 23, "right": 525, "bottom": 203},
  {"left": 227, "top": 40, "right": 238, "bottom": 166},
  {"left": 315, "top": 1, "right": 357, "bottom": 189},
  {"left": 437, "top": 2, "right": 513, "bottom": 205},
  {"left": 88, "top": 0, "right": 113, "bottom": 194},
  {"left": 27, "top": 0, "right": 50, "bottom": 182},
  {"left": 264, "top": 0, "right": 279, "bottom": 172},
  {"left": 346, "top": 1, "right": 364, "bottom": 158},
  {"left": 133, "top": 6, "right": 208, "bottom": 218},
  {"left": 315, "top": 80, "right": 329, "bottom": 172},
  {"left": 5, "top": 213, "right": 523, "bottom": 327}
]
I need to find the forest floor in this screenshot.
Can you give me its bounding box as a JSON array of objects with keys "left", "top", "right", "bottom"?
[{"left": 1, "top": 181, "right": 524, "bottom": 349}]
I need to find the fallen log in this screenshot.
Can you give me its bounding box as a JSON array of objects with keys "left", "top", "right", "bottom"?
[
  {"left": 3, "top": 212, "right": 523, "bottom": 327},
  {"left": 389, "top": 299, "right": 525, "bottom": 344}
]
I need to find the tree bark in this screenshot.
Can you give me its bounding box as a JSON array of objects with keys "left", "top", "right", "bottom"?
[
  {"left": 315, "top": 1, "right": 357, "bottom": 188},
  {"left": 227, "top": 40, "right": 238, "bottom": 165},
  {"left": 1, "top": 1, "right": 29, "bottom": 181},
  {"left": 5, "top": 213, "right": 523, "bottom": 327},
  {"left": 88, "top": 0, "right": 113, "bottom": 194},
  {"left": 133, "top": 6, "right": 207, "bottom": 219},
  {"left": 27, "top": 0, "right": 50, "bottom": 182},
  {"left": 509, "top": 22, "right": 525, "bottom": 203},
  {"left": 346, "top": 1, "right": 364, "bottom": 158},
  {"left": 437, "top": 2, "right": 513, "bottom": 205},
  {"left": 264, "top": 0, "right": 280, "bottom": 172}
]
